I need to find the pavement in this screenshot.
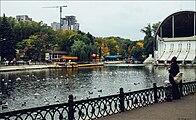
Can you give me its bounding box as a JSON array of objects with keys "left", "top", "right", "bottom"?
[
  {"left": 0, "top": 63, "right": 104, "bottom": 72},
  {"left": 98, "top": 94, "right": 196, "bottom": 120},
  {"left": 0, "top": 65, "right": 53, "bottom": 72}
]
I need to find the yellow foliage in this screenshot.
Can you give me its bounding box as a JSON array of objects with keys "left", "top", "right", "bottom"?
[
  {"left": 101, "top": 43, "right": 110, "bottom": 56},
  {"left": 136, "top": 41, "right": 144, "bottom": 48},
  {"left": 115, "top": 45, "right": 119, "bottom": 53},
  {"left": 128, "top": 46, "right": 131, "bottom": 51}
]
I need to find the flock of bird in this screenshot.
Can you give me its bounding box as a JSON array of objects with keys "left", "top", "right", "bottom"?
[{"left": 0, "top": 72, "right": 142, "bottom": 111}]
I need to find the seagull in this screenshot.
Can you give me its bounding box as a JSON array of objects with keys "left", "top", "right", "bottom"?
[
  {"left": 21, "top": 102, "right": 26, "bottom": 107},
  {"left": 88, "top": 91, "right": 93, "bottom": 94},
  {"left": 98, "top": 90, "right": 102, "bottom": 92},
  {"left": 134, "top": 83, "right": 138, "bottom": 85},
  {"left": 4, "top": 82, "right": 8, "bottom": 86},
  {"left": 16, "top": 77, "right": 21, "bottom": 81},
  {"left": 34, "top": 93, "right": 40, "bottom": 98}
]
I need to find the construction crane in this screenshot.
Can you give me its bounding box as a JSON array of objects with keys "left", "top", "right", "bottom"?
[{"left": 43, "top": 5, "right": 67, "bottom": 30}]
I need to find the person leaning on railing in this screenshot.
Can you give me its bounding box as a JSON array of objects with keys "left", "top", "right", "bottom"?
[{"left": 168, "top": 56, "right": 181, "bottom": 100}]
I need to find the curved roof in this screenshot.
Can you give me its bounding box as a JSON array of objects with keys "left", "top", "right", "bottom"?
[{"left": 155, "top": 11, "right": 196, "bottom": 39}]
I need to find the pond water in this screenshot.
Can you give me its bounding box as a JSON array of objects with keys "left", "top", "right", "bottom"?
[{"left": 0, "top": 65, "right": 195, "bottom": 112}]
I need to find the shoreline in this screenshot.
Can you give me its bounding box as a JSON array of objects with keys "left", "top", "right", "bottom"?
[
  {"left": 1, "top": 63, "right": 196, "bottom": 72},
  {"left": 0, "top": 63, "right": 104, "bottom": 72}
]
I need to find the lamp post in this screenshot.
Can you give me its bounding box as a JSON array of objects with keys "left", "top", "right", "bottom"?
[{"left": 0, "top": 38, "right": 6, "bottom": 62}]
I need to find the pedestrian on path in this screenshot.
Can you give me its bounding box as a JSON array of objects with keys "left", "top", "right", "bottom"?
[{"left": 168, "top": 56, "right": 181, "bottom": 100}]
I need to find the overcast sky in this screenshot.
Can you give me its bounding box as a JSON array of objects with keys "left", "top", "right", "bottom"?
[{"left": 0, "top": 1, "right": 195, "bottom": 40}]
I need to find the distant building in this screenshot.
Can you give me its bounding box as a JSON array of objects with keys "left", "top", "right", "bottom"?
[
  {"left": 51, "top": 22, "right": 61, "bottom": 31},
  {"left": 45, "top": 51, "right": 67, "bottom": 61},
  {"left": 51, "top": 15, "right": 79, "bottom": 31},
  {"left": 16, "top": 15, "right": 32, "bottom": 22}
]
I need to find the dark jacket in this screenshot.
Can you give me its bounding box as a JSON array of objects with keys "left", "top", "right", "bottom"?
[{"left": 169, "top": 62, "right": 179, "bottom": 77}]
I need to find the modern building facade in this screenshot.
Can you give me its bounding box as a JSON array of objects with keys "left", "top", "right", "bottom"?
[
  {"left": 51, "top": 15, "right": 79, "bottom": 31},
  {"left": 154, "top": 11, "right": 196, "bottom": 65},
  {"left": 16, "top": 15, "right": 32, "bottom": 22}
]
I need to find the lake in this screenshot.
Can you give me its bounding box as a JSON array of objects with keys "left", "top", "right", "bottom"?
[{"left": 0, "top": 65, "right": 195, "bottom": 112}]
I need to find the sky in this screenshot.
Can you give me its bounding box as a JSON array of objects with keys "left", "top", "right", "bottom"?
[{"left": 0, "top": 1, "right": 195, "bottom": 40}]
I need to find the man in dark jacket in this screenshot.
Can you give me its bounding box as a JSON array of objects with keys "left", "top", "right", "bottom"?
[{"left": 169, "top": 56, "right": 181, "bottom": 100}]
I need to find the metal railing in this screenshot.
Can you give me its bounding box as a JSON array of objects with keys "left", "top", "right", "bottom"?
[{"left": 0, "top": 81, "right": 196, "bottom": 120}]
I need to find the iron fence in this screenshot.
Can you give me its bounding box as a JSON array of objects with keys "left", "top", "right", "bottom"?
[{"left": 0, "top": 81, "right": 196, "bottom": 120}]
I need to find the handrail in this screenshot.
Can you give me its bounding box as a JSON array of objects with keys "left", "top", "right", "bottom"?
[{"left": 0, "top": 81, "right": 195, "bottom": 120}]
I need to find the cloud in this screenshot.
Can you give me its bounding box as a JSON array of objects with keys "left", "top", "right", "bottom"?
[{"left": 1, "top": 1, "right": 195, "bottom": 40}]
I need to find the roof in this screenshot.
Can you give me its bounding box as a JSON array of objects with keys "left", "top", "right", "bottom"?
[
  {"left": 47, "top": 51, "right": 67, "bottom": 54},
  {"left": 103, "top": 56, "right": 118, "bottom": 59},
  {"left": 155, "top": 11, "right": 196, "bottom": 39},
  {"left": 60, "top": 56, "right": 78, "bottom": 60},
  {"left": 162, "top": 36, "right": 196, "bottom": 42}
]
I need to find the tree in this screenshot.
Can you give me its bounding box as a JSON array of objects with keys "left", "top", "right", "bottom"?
[
  {"left": 152, "top": 22, "right": 161, "bottom": 36},
  {"left": 57, "top": 30, "right": 77, "bottom": 52},
  {"left": 141, "top": 24, "right": 152, "bottom": 38},
  {"left": 0, "top": 14, "right": 16, "bottom": 60},
  {"left": 141, "top": 22, "right": 161, "bottom": 57},
  {"left": 17, "top": 33, "right": 49, "bottom": 61},
  {"left": 70, "top": 40, "right": 98, "bottom": 61},
  {"left": 70, "top": 40, "right": 87, "bottom": 61},
  {"left": 130, "top": 41, "right": 144, "bottom": 62},
  {"left": 141, "top": 23, "right": 154, "bottom": 57},
  {"left": 95, "top": 36, "right": 133, "bottom": 58}
]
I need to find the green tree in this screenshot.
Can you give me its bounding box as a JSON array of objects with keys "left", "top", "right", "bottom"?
[
  {"left": 0, "top": 14, "right": 16, "bottom": 60},
  {"left": 141, "top": 22, "right": 161, "bottom": 57},
  {"left": 70, "top": 40, "right": 87, "bottom": 61},
  {"left": 57, "top": 30, "right": 77, "bottom": 52},
  {"left": 152, "top": 22, "right": 161, "bottom": 36},
  {"left": 141, "top": 23, "right": 154, "bottom": 56},
  {"left": 17, "top": 33, "right": 49, "bottom": 61},
  {"left": 70, "top": 40, "right": 98, "bottom": 61}
]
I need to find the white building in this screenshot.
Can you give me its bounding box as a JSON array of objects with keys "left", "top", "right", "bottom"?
[
  {"left": 51, "top": 22, "right": 60, "bottom": 31},
  {"left": 154, "top": 11, "right": 196, "bottom": 65},
  {"left": 51, "top": 15, "right": 79, "bottom": 31},
  {"left": 16, "top": 15, "right": 32, "bottom": 22}
]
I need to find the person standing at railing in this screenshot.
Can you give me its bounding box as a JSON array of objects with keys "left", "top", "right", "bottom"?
[{"left": 168, "top": 56, "right": 181, "bottom": 100}]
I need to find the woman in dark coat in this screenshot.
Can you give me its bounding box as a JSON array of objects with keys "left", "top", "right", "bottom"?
[{"left": 168, "top": 56, "right": 181, "bottom": 100}]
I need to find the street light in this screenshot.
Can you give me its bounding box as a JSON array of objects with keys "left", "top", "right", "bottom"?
[{"left": 0, "top": 38, "right": 6, "bottom": 62}]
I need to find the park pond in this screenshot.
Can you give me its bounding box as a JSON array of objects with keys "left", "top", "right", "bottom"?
[{"left": 0, "top": 65, "right": 196, "bottom": 112}]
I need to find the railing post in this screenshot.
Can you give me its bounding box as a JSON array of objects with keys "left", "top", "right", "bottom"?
[
  {"left": 68, "top": 94, "right": 74, "bottom": 120},
  {"left": 119, "top": 88, "right": 125, "bottom": 112},
  {"left": 59, "top": 114, "right": 63, "bottom": 120},
  {"left": 153, "top": 83, "right": 158, "bottom": 103},
  {"left": 179, "top": 80, "right": 183, "bottom": 97}
]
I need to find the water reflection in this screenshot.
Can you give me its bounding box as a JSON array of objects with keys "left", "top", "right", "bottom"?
[{"left": 0, "top": 65, "right": 195, "bottom": 112}]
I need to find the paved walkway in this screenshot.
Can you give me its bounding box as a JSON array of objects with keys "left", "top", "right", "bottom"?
[
  {"left": 0, "top": 63, "right": 104, "bottom": 72},
  {"left": 98, "top": 94, "right": 196, "bottom": 120},
  {"left": 0, "top": 65, "right": 52, "bottom": 72}
]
